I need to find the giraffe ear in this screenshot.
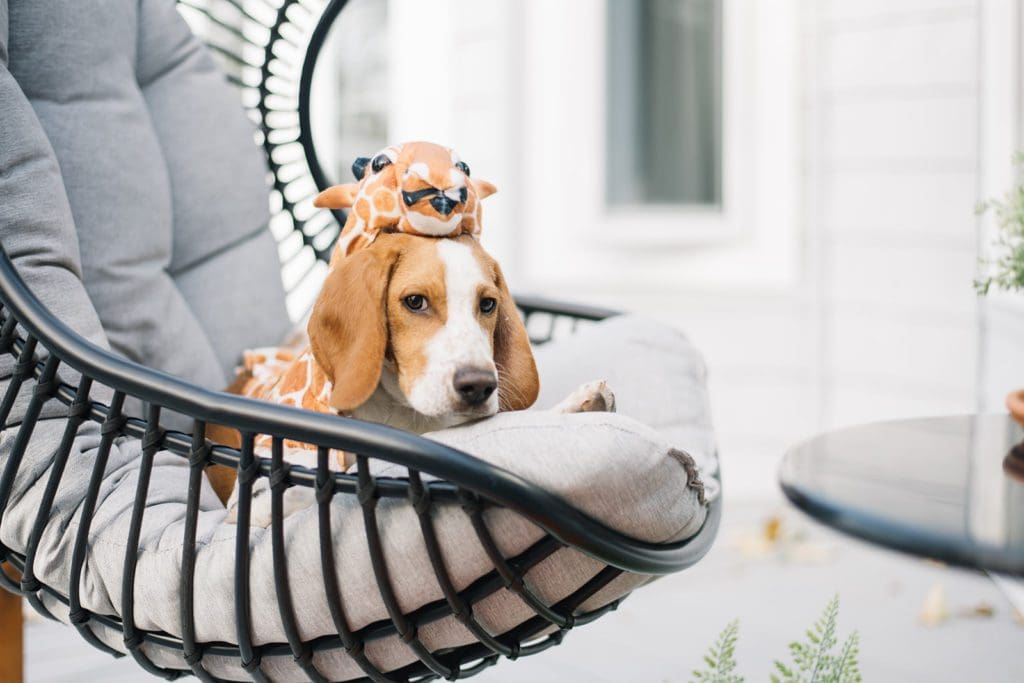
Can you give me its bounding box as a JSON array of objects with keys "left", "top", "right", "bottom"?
[
  {"left": 471, "top": 178, "right": 497, "bottom": 200},
  {"left": 352, "top": 156, "right": 371, "bottom": 180},
  {"left": 314, "top": 183, "right": 359, "bottom": 209}
]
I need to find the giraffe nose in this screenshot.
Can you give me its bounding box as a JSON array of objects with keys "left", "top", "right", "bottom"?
[{"left": 430, "top": 196, "right": 456, "bottom": 216}]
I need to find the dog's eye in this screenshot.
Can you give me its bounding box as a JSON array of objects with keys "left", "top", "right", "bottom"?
[
  {"left": 403, "top": 294, "right": 428, "bottom": 312},
  {"left": 479, "top": 297, "right": 497, "bottom": 314},
  {"left": 371, "top": 154, "right": 393, "bottom": 173},
  {"left": 455, "top": 161, "right": 471, "bottom": 177}
]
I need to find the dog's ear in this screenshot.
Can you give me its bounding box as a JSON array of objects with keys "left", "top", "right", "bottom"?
[
  {"left": 471, "top": 178, "right": 498, "bottom": 200},
  {"left": 491, "top": 260, "right": 539, "bottom": 411},
  {"left": 308, "top": 238, "right": 398, "bottom": 412},
  {"left": 314, "top": 183, "right": 360, "bottom": 209}
]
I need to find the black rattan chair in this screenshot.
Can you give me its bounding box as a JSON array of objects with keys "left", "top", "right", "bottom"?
[{"left": 0, "top": 0, "right": 721, "bottom": 680}]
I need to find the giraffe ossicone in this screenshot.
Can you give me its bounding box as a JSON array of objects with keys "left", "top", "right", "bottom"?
[{"left": 314, "top": 141, "right": 497, "bottom": 266}]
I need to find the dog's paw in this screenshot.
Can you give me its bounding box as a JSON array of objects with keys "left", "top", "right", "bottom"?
[{"left": 553, "top": 380, "right": 616, "bottom": 414}]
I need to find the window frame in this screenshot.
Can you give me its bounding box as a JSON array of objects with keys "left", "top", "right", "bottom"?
[{"left": 517, "top": 0, "right": 802, "bottom": 292}]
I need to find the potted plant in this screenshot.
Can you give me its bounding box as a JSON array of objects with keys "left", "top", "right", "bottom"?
[{"left": 976, "top": 156, "right": 1024, "bottom": 428}]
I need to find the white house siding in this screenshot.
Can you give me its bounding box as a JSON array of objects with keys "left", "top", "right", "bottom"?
[
  {"left": 811, "top": 0, "right": 983, "bottom": 431},
  {"left": 374, "top": 1, "right": 1012, "bottom": 498}
]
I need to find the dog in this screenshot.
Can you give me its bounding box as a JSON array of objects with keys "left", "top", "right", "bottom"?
[
  {"left": 313, "top": 142, "right": 497, "bottom": 261},
  {"left": 217, "top": 232, "right": 614, "bottom": 524}
]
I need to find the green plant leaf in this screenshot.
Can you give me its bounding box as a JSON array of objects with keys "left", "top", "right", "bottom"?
[
  {"left": 689, "top": 620, "right": 743, "bottom": 683},
  {"left": 771, "top": 595, "right": 860, "bottom": 683},
  {"left": 977, "top": 153, "right": 1024, "bottom": 296},
  {"left": 689, "top": 597, "right": 860, "bottom": 683}
]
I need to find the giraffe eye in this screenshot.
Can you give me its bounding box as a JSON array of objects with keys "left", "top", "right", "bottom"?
[
  {"left": 371, "top": 154, "right": 393, "bottom": 173},
  {"left": 455, "top": 161, "right": 470, "bottom": 177}
]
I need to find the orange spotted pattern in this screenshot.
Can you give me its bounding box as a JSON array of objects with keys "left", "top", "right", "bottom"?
[
  {"left": 313, "top": 142, "right": 495, "bottom": 264},
  {"left": 239, "top": 345, "right": 349, "bottom": 471}
]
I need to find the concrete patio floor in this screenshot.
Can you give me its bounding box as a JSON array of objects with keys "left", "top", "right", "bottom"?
[{"left": 24, "top": 498, "right": 1024, "bottom": 682}]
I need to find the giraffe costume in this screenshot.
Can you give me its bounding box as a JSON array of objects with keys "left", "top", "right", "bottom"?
[
  {"left": 233, "top": 142, "right": 497, "bottom": 469},
  {"left": 314, "top": 141, "right": 497, "bottom": 264}
]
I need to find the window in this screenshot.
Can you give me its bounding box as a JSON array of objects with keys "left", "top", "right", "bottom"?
[
  {"left": 518, "top": 0, "right": 799, "bottom": 290},
  {"left": 311, "top": 0, "right": 389, "bottom": 186},
  {"left": 606, "top": 0, "right": 723, "bottom": 207}
]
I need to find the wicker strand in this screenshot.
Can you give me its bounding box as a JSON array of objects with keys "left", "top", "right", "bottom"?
[
  {"left": 179, "top": 420, "right": 217, "bottom": 681},
  {"left": 21, "top": 375, "right": 93, "bottom": 619}
]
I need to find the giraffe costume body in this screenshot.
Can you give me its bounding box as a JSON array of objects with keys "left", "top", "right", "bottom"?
[{"left": 233, "top": 142, "right": 497, "bottom": 469}]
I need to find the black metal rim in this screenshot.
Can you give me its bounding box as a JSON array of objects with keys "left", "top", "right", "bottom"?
[
  {"left": 298, "top": 0, "right": 348, "bottom": 218},
  {"left": 0, "top": 246, "right": 716, "bottom": 575},
  {"left": 0, "top": 0, "right": 722, "bottom": 679}
]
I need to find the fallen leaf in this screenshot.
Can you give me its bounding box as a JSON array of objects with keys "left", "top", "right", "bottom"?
[
  {"left": 957, "top": 602, "right": 995, "bottom": 618},
  {"left": 919, "top": 582, "right": 948, "bottom": 626}
]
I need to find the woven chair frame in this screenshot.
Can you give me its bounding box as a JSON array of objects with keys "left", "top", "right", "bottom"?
[{"left": 0, "top": 0, "right": 722, "bottom": 680}]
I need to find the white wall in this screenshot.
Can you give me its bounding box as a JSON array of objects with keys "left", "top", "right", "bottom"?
[
  {"left": 810, "top": 0, "right": 982, "bottom": 428},
  {"left": 344, "top": 0, "right": 1019, "bottom": 500},
  {"left": 620, "top": 0, "right": 993, "bottom": 498}
]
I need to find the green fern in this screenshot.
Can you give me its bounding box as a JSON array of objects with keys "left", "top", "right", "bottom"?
[
  {"left": 772, "top": 595, "right": 862, "bottom": 683},
  {"left": 976, "top": 153, "right": 1024, "bottom": 296},
  {"left": 691, "top": 597, "right": 861, "bottom": 683},
  {"left": 690, "top": 619, "right": 744, "bottom": 683}
]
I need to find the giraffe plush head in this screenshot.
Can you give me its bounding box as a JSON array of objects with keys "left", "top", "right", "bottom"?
[{"left": 314, "top": 141, "right": 497, "bottom": 261}]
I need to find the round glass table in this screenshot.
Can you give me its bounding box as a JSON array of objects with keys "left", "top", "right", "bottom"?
[{"left": 779, "top": 414, "right": 1024, "bottom": 576}]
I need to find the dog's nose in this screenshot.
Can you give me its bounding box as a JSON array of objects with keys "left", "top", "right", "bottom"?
[
  {"left": 430, "top": 196, "right": 457, "bottom": 216},
  {"left": 453, "top": 368, "right": 497, "bottom": 406}
]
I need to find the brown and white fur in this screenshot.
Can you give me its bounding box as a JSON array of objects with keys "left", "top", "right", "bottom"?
[{"left": 223, "top": 233, "right": 613, "bottom": 524}]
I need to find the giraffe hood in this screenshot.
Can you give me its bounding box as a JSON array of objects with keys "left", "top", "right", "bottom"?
[{"left": 313, "top": 141, "right": 497, "bottom": 263}]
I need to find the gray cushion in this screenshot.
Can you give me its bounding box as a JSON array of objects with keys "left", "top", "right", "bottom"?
[
  {"left": 0, "top": 0, "right": 108, "bottom": 353},
  {"left": 2, "top": 315, "right": 717, "bottom": 681},
  {"left": 5, "top": 0, "right": 289, "bottom": 387},
  {"left": 532, "top": 314, "right": 719, "bottom": 489}
]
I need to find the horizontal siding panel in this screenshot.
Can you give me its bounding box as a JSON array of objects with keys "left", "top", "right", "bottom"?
[
  {"left": 825, "top": 311, "right": 977, "bottom": 395},
  {"left": 826, "top": 383, "right": 975, "bottom": 428},
  {"left": 820, "top": 170, "right": 977, "bottom": 244},
  {"left": 710, "top": 375, "right": 820, "bottom": 444},
  {"left": 823, "top": 15, "right": 976, "bottom": 90},
  {"left": 821, "top": 0, "right": 976, "bottom": 28},
  {"left": 664, "top": 305, "right": 817, "bottom": 376},
  {"left": 822, "top": 95, "right": 976, "bottom": 163},
  {"left": 824, "top": 242, "right": 979, "bottom": 317}
]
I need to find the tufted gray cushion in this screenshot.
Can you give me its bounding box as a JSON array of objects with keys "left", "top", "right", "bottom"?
[
  {"left": 4, "top": 0, "right": 289, "bottom": 388},
  {"left": 4, "top": 315, "right": 717, "bottom": 681}
]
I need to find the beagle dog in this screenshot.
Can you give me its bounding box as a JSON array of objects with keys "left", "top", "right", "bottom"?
[
  {"left": 312, "top": 141, "right": 497, "bottom": 262},
  {"left": 219, "top": 232, "right": 613, "bottom": 523}
]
